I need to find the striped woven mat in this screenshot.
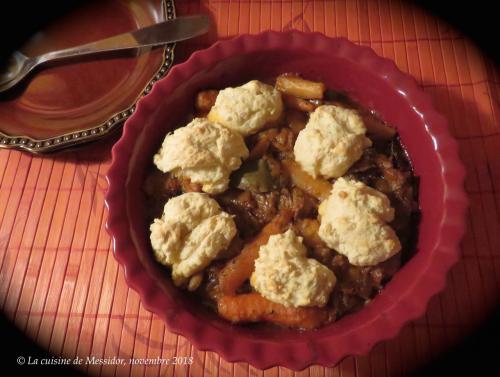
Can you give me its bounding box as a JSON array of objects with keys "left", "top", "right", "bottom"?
[{"left": 1, "top": 1, "right": 499, "bottom": 376}]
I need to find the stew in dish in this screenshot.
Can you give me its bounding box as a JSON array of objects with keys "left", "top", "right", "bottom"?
[{"left": 144, "top": 75, "right": 419, "bottom": 330}]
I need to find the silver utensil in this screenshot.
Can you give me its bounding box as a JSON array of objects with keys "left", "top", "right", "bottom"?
[{"left": 0, "top": 14, "right": 210, "bottom": 93}]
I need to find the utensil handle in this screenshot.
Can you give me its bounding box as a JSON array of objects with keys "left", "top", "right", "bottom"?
[{"left": 36, "top": 15, "right": 209, "bottom": 63}]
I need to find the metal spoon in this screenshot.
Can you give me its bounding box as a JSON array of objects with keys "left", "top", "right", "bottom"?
[{"left": 0, "top": 15, "right": 210, "bottom": 93}]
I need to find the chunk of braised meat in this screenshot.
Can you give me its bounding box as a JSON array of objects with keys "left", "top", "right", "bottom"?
[
  {"left": 265, "top": 156, "right": 290, "bottom": 188},
  {"left": 217, "top": 186, "right": 316, "bottom": 240},
  {"left": 292, "top": 187, "right": 317, "bottom": 218},
  {"left": 375, "top": 253, "right": 402, "bottom": 282},
  {"left": 247, "top": 128, "right": 295, "bottom": 161},
  {"left": 373, "top": 167, "right": 417, "bottom": 237},
  {"left": 144, "top": 169, "right": 181, "bottom": 198},
  {"left": 216, "top": 190, "right": 258, "bottom": 238},
  {"left": 216, "top": 189, "right": 279, "bottom": 239},
  {"left": 180, "top": 177, "right": 203, "bottom": 192},
  {"left": 252, "top": 191, "right": 279, "bottom": 225},
  {"left": 389, "top": 135, "right": 413, "bottom": 171},
  {"left": 269, "top": 127, "right": 296, "bottom": 160},
  {"left": 329, "top": 264, "right": 378, "bottom": 315},
  {"left": 347, "top": 148, "right": 378, "bottom": 174},
  {"left": 247, "top": 129, "right": 279, "bottom": 160},
  {"left": 203, "top": 262, "right": 225, "bottom": 304},
  {"left": 347, "top": 150, "right": 393, "bottom": 185},
  {"left": 374, "top": 153, "right": 393, "bottom": 170},
  {"left": 329, "top": 290, "right": 365, "bottom": 317},
  {"left": 143, "top": 170, "right": 182, "bottom": 221},
  {"left": 248, "top": 126, "right": 299, "bottom": 162},
  {"left": 330, "top": 254, "right": 347, "bottom": 274},
  {"left": 326, "top": 252, "right": 403, "bottom": 319},
  {"left": 278, "top": 187, "right": 318, "bottom": 219}
]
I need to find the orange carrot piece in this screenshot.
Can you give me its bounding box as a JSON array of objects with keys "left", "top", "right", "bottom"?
[
  {"left": 195, "top": 90, "right": 219, "bottom": 112},
  {"left": 362, "top": 112, "right": 396, "bottom": 141},
  {"left": 218, "top": 210, "right": 293, "bottom": 296},
  {"left": 282, "top": 160, "right": 332, "bottom": 201},
  {"left": 276, "top": 75, "right": 325, "bottom": 100},
  {"left": 282, "top": 93, "right": 318, "bottom": 112},
  {"left": 217, "top": 293, "right": 328, "bottom": 330},
  {"left": 294, "top": 218, "right": 327, "bottom": 249},
  {"left": 286, "top": 109, "right": 308, "bottom": 135}
]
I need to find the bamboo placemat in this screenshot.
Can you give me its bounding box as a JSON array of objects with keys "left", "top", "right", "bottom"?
[{"left": 1, "top": 1, "right": 499, "bottom": 376}]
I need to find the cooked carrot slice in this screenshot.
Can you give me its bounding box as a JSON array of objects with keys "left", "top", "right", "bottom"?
[
  {"left": 276, "top": 75, "right": 325, "bottom": 100},
  {"left": 362, "top": 111, "right": 396, "bottom": 141},
  {"left": 282, "top": 160, "right": 332, "bottom": 201},
  {"left": 195, "top": 90, "right": 219, "bottom": 112},
  {"left": 282, "top": 93, "right": 318, "bottom": 112},
  {"left": 294, "top": 218, "right": 327, "bottom": 249},
  {"left": 218, "top": 210, "right": 293, "bottom": 296},
  {"left": 286, "top": 109, "right": 308, "bottom": 135},
  {"left": 217, "top": 293, "right": 328, "bottom": 330}
]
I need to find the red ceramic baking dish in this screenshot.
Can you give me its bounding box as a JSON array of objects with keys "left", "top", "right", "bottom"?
[{"left": 105, "top": 31, "right": 467, "bottom": 370}]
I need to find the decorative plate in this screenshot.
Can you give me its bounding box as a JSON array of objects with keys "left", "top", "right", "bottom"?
[{"left": 0, "top": 0, "right": 175, "bottom": 154}]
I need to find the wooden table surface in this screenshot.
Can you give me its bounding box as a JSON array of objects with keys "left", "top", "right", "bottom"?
[{"left": 1, "top": 1, "right": 499, "bottom": 376}]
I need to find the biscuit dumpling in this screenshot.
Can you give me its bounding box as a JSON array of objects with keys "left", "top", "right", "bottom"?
[
  {"left": 153, "top": 118, "right": 249, "bottom": 194},
  {"left": 250, "top": 229, "right": 336, "bottom": 307},
  {"left": 318, "top": 178, "right": 401, "bottom": 266},
  {"left": 208, "top": 80, "right": 284, "bottom": 136},
  {"left": 294, "top": 105, "right": 372, "bottom": 179},
  {"left": 150, "top": 193, "right": 237, "bottom": 287}
]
